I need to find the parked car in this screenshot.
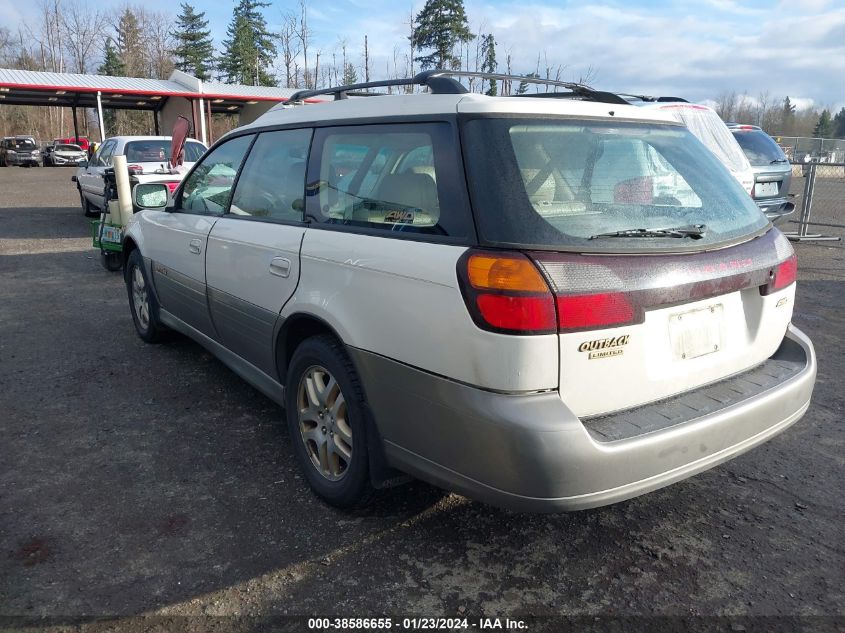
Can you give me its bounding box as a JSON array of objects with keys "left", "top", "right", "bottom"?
[
  {"left": 123, "top": 71, "right": 816, "bottom": 512},
  {"left": 74, "top": 135, "right": 207, "bottom": 216},
  {"left": 623, "top": 99, "right": 757, "bottom": 200},
  {"left": 1, "top": 135, "right": 41, "bottom": 167},
  {"left": 728, "top": 124, "right": 794, "bottom": 225},
  {"left": 54, "top": 136, "right": 90, "bottom": 152},
  {"left": 44, "top": 143, "right": 87, "bottom": 167}
]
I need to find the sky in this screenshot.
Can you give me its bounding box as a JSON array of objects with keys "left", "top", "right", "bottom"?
[{"left": 1, "top": 0, "right": 843, "bottom": 110}]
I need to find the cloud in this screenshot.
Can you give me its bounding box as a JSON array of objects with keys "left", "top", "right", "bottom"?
[{"left": 0, "top": 0, "right": 23, "bottom": 28}]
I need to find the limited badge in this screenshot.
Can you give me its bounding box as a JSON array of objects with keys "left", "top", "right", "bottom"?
[{"left": 579, "top": 335, "right": 629, "bottom": 360}]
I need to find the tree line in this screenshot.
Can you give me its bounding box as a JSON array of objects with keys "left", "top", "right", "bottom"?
[
  {"left": 713, "top": 91, "right": 845, "bottom": 141},
  {"left": 0, "top": 0, "right": 840, "bottom": 145}
]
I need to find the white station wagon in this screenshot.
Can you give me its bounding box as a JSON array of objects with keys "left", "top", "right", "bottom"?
[{"left": 123, "top": 71, "right": 816, "bottom": 511}]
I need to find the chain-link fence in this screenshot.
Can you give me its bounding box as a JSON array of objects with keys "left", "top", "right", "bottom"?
[
  {"left": 777, "top": 136, "right": 845, "bottom": 162},
  {"left": 786, "top": 162, "right": 844, "bottom": 241}
]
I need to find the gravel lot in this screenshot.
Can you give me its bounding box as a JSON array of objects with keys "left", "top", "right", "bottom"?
[{"left": 1, "top": 167, "right": 843, "bottom": 629}]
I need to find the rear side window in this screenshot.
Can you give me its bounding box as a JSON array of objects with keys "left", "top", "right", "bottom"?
[
  {"left": 732, "top": 130, "right": 788, "bottom": 165},
  {"left": 306, "top": 123, "right": 472, "bottom": 239},
  {"left": 229, "top": 128, "right": 311, "bottom": 222},
  {"left": 462, "top": 118, "right": 768, "bottom": 252}
]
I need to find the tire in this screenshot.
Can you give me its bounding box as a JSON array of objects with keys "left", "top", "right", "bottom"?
[
  {"left": 101, "top": 251, "right": 122, "bottom": 272},
  {"left": 285, "top": 335, "right": 374, "bottom": 508},
  {"left": 79, "top": 189, "right": 98, "bottom": 217},
  {"left": 125, "top": 249, "right": 167, "bottom": 343}
]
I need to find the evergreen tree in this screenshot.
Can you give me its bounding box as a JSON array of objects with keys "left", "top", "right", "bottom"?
[
  {"left": 219, "top": 0, "right": 277, "bottom": 86},
  {"left": 97, "top": 38, "right": 124, "bottom": 136},
  {"left": 814, "top": 109, "right": 834, "bottom": 138},
  {"left": 116, "top": 8, "right": 145, "bottom": 77},
  {"left": 480, "top": 34, "right": 497, "bottom": 95},
  {"left": 172, "top": 3, "right": 215, "bottom": 80},
  {"left": 516, "top": 72, "right": 539, "bottom": 95},
  {"left": 342, "top": 62, "right": 358, "bottom": 86},
  {"left": 780, "top": 96, "right": 796, "bottom": 135},
  {"left": 411, "top": 0, "right": 473, "bottom": 70},
  {"left": 832, "top": 107, "right": 845, "bottom": 139}
]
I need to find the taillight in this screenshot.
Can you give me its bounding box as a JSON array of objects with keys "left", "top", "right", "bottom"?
[
  {"left": 557, "top": 293, "right": 635, "bottom": 330},
  {"left": 459, "top": 251, "right": 556, "bottom": 334},
  {"left": 761, "top": 254, "right": 797, "bottom": 295},
  {"left": 127, "top": 164, "right": 144, "bottom": 174},
  {"left": 458, "top": 252, "right": 640, "bottom": 334}
]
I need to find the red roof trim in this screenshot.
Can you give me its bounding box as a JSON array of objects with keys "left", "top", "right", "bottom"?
[{"left": 0, "top": 81, "right": 296, "bottom": 103}]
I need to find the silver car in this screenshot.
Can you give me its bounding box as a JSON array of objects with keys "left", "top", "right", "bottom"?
[
  {"left": 75, "top": 135, "right": 207, "bottom": 216},
  {"left": 729, "top": 124, "right": 793, "bottom": 225},
  {"left": 121, "top": 71, "right": 816, "bottom": 512}
]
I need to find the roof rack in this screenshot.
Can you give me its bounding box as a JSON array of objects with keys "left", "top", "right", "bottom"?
[{"left": 286, "top": 69, "right": 629, "bottom": 104}]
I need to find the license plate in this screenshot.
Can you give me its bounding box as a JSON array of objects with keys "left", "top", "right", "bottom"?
[
  {"left": 100, "top": 225, "right": 122, "bottom": 244},
  {"left": 669, "top": 305, "right": 723, "bottom": 360},
  {"left": 755, "top": 182, "right": 778, "bottom": 197}
]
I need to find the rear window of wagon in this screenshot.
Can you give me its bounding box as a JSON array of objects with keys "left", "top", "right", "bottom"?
[{"left": 461, "top": 117, "right": 769, "bottom": 252}]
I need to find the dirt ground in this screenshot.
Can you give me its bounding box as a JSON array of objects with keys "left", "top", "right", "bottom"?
[{"left": 0, "top": 167, "right": 842, "bottom": 630}]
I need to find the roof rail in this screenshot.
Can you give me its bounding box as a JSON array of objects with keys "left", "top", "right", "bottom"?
[
  {"left": 286, "top": 69, "right": 629, "bottom": 104},
  {"left": 287, "top": 70, "right": 469, "bottom": 102}
]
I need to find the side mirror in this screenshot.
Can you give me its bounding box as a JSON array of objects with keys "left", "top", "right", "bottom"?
[
  {"left": 133, "top": 182, "right": 170, "bottom": 210},
  {"left": 77, "top": 159, "right": 88, "bottom": 168}
]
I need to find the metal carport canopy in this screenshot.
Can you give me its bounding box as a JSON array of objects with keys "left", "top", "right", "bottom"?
[{"left": 0, "top": 68, "right": 310, "bottom": 144}]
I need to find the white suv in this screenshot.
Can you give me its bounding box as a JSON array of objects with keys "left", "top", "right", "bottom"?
[{"left": 124, "top": 71, "right": 816, "bottom": 511}]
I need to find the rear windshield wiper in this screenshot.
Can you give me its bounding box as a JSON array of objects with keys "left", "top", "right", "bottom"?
[
  {"left": 590, "top": 224, "right": 707, "bottom": 240},
  {"left": 769, "top": 158, "right": 788, "bottom": 164}
]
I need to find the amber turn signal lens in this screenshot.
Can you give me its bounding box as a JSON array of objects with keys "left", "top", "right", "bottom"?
[{"left": 467, "top": 254, "right": 550, "bottom": 292}]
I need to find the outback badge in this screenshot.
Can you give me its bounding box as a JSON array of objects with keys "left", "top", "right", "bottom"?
[{"left": 578, "top": 335, "right": 629, "bottom": 360}]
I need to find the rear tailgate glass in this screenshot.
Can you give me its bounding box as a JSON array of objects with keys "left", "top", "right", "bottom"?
[{"left": 461, "top": 118, "right": 768, "bottom": 252}]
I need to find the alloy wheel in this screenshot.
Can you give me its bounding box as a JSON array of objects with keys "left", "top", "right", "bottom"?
[
  {"left": 131, "top": 266, "right": 150, "bottom": 330},
  {"left": 296, "top": 365, "right": 352, "bottom": 481}
]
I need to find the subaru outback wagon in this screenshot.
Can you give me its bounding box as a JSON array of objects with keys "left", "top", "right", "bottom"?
[{"left": 124, "top": 71, "right": 816, "bottom": 511}]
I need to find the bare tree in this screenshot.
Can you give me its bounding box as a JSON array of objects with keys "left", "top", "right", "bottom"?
[
  {"left": 714, "top": 90, "right": 739, "bottom": 121},
  {"left": 144, "top": 10, "right": 175, "bottom": 79},
  {"left": 279, "top": 10, "right": 301, "bottom": 88},
  {"left": 59, "top": 0, "right": 109, "bottom": 73},
  {"left": 297, "top": 0, "right": 310, "bottom": 88}
]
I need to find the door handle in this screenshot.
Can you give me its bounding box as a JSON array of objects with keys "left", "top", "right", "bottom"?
[
  {"left": 269, "top": 256, "right": 292, "bottom": 278},
  {"left": 188, "top": 238, "right": 202, "bottom": 254}
]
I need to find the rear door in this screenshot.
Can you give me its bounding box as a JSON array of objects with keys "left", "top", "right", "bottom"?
[
  {"left": 205, "top": 128, "right": 311, "bottom": 376},
  {"left": 143, "top": 134, "right": 254, "bottom": 339}
]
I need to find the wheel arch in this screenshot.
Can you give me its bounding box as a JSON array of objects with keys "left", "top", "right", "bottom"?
[
  {"left": 122, "top": 236, "right": 139, "bottom": 277},
  {"left": 275, "top": 312, "right": 345, "bottom": 382},
  {"left": 276, "top": 312, "right": 397, "bottom": 488}
]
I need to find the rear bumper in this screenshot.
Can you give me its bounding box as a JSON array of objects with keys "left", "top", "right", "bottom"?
[
  {"left": 352, "top": 324, "right": 816, "bottom": 512},
  {"left": 757, "top": 197, "right": 794, "bottom": 225}
]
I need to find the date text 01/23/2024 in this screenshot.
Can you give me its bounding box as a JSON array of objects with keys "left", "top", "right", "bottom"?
[{"left": 307, "top": 617, "right": 528, "bottom": 630}]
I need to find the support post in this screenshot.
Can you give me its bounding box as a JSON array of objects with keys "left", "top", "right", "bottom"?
[
  {"left": 198, "top": 97, "right": 208, "bottom": 146},
  {"left": 72, "top": 106, "right": 79, "bottom": 144},
  {"left": 154, "top": 109, "right": 160, "bottom": 135},
  {"left": 96, "top": 91, "right": 106, "bottom": 141},
  {"left": 206, "top": 98, "right": 213, "bottom": 145}
]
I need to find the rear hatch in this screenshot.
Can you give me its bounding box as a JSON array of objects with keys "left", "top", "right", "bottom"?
[
  {"left": 460, "top": 111, "right": 796, "bottom": 418},
  {"left": 731, "top": 127, "right": 792, "bottom": 202}
]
